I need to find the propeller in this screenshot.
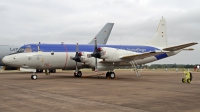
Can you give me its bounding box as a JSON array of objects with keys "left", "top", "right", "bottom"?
[
  {"left": 90, "top": 38, "right": 103, "bottom": 73},
  {"left": 72, "top": 43, "right": 82, "bottom": 74}
]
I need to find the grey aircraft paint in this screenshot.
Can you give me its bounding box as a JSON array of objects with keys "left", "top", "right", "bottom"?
[{"left": 0, "top": 45, "right": 21, "bottom": 66}]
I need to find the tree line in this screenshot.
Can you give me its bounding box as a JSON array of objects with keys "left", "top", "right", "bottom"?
[{"left": 145, "top": 64, "right": 195, "bottom": 69}]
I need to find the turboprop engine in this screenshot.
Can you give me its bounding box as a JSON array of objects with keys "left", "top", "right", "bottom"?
[{"left": 91, "top": 47, "right": 134, "bottom": 62}]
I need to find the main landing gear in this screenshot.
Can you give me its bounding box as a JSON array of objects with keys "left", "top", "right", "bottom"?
[
  {"left": 45, "top": 69, "right": 50, "bottom": 75},
  {"left": 31, "top": 73, "right": 37, "bottom": 80},
  {"left": 74, "top": 71, "right": 82, "bottom": 77},
  {"left": 73, "top": 70, "right": 116, "bottom": 79},
  {"left": 106, "top": 72, "right": 116, "bottom": 79},
  {"left": 36, "top": 69, "right": 56, "bottom": 73},
  {"left": 36, "top": 69, "right": 43, "bottom": 73}
]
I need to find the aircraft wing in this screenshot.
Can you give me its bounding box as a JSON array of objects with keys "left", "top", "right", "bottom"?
[
  {"left": 119, "top": 52, "right": 167, "bottom": 60},
  {"left": 162, "top": 42, "right": 198, "bottom": 51}
]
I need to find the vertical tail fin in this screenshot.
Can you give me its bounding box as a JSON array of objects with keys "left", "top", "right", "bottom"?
[
  {"left": 88, "top": 23, "right": 114, "bottom": 45},
  {"left": 144, "top": 17, "right": 168, "bottom": 48}
]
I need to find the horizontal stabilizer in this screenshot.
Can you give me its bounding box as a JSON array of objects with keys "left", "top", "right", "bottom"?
[
  {"left": 163, "top": 42, "right": 198, "bottom": 51},
  {"left": 120, "top": 52, "right": 167, "bottom": 60}
]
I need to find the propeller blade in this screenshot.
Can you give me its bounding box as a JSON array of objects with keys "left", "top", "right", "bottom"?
[
  {"left": 76, "top": 43, "right": 78, "bottom": 53},
  {"left": 95, "top": 58, "right": 97, "bottom": 73},
  {"left": 75, "top": 43, "right": 79, "bottom": 75},
  {"left": 94, "top": 38, "right": 98, "bottom": 73},
  {"left": 75, "top": 61, "right": 78, "bottom": 74}
]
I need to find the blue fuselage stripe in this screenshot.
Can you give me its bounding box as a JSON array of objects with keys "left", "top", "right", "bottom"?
[{"left": 20, "top": 44, "right": 160, "bottom": 53}]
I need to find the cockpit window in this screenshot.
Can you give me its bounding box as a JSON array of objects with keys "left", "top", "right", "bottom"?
[
  {"left": 24, "top": 47, "right": 32, "bottom": 52},
  {"left": 16, "top": 46, "right": 32, "bottom": 53},
  {"left": 17, "top": 48, "right": 25, "bottom": 53}
]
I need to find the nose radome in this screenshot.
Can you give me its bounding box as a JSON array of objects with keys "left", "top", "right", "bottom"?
[
  {"left": 2, "top": 57, "right": 6, "bottom": 64},
  {"left": 2, "top": 56, "right": 8, "bottom": 64},
  {"left": 2, "top": 56, "right": 12, "bottom": 65}
]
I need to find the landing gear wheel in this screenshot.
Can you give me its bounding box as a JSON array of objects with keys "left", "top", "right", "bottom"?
[
  {"left": 182, "top": 78, "right": 186, "bottom": 83},
  {"left": 53, "top": 69, "right": 56, "bottom": 73},
  {"left": 31, "top": 75, "right": 37, "bottom": 80},
  {"left": 50, "top": 69, "right": 56, "bottom": 73},
  {"left": 77, "top": 71, "right": 82, "bottom": 77},
  {"left": 106, "top": 72, "right": 110, "bottom": 78},
  {"left": 110, "top": 72, "right": 115, "bottom": 79},
  {"left": 45, "top": 69, "right": 50, "bottom": 75},
  {"left": 74, "top": 72, "right": 77, "bottom": 77},
  {"left": 39, "top": 70, "right": 43, "bottom": 73},
  {"left": 74, "top": 71, "right": 82, "bottom": 77}
]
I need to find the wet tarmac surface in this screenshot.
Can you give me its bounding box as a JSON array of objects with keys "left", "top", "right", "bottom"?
[{"left": 0, "top": 69, "right": 200, "bottom": 112}]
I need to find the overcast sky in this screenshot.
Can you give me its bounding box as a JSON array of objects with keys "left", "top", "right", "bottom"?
[{"left": 0, "top": 0, "right": 199, "bottom": 64}]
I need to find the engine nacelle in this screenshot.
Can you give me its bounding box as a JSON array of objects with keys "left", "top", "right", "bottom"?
[
  {"left": 70, "top": 52, "right": 91, "bottom": 63},
  {"left": 92, "top": 66, "right": 114, "bottom": 71},
  {"left": 98, "top": 47, "right": 134, "bottom": 62}
]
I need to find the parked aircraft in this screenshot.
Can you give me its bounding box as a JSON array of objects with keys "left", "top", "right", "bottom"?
[
  {"left": 2, "top": 18, "right": 197, "bottom": 80},
  {"left": 0, "top": 23, "right": 114, "bottom": 72},
  {"left": 0, "top": 45, "right": 21, "bottom": 70}
]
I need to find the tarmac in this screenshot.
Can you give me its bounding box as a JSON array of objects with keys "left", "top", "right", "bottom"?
[{"left": 0, "top": 69, "right": 200, "bottom": 112}]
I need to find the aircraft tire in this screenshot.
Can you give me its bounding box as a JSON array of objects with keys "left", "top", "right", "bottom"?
[
  {"left": 39, "top": 70, "right": 43, "bottom": 73},
  {"left": 110, "top": 72, "right": 115, "bottom": 79},
  {"left": 74, "top": 72, "right": 78, "bottom": 77},
  {"left": 53, "top": 69, "right": 56, "bottom": 73},
  {"left": 31, "top": 75, "right": 37, "bottom": 80},
  {"left": 77, "top": 71, "right": 82, "bottom": 77},
  {"left": 50, "top": 69, "right": 56, "bottom": 73},
  {"left": 106, "top": 72, "right": 110, "bottom": 78},
  {"left": 45, "top": 69, "right": 50, "bottom": 75}
]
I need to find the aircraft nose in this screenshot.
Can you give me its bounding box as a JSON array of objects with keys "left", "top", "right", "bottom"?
[
  {"left": 2, "top": 56, "right": 9, "bottom": 65},
  {"left": 2, "top": 56, "right": 15, "bottom": 65}
]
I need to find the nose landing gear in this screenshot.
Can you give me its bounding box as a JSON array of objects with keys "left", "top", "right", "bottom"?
[{"left": 31, "top": 73, "right": 37, "bottom": 80}]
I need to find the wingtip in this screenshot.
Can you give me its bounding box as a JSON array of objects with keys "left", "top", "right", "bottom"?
[{"left": 193, "top": 42, "right": 198, "bottom": 44}]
